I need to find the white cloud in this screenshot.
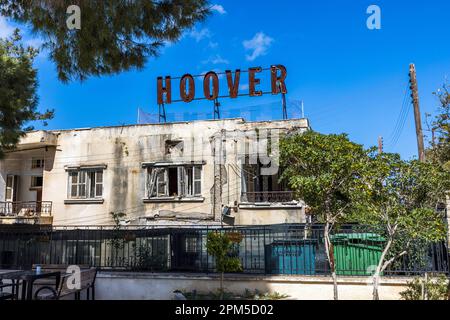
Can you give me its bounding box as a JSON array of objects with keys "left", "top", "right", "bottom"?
[
  {"left": 25, "top": 38, "right": 43, "bottom": 48},
  {"left": 210, "top": 4, "right": 226, "bottom": 15},
  {"left": 242, "top": 32, "right": 274, "bottom": 61},
  {"left": 0, "top": 15, "right": 15, "bottom": 38},
  {"left": 203, "top": 54, "right": 229, "bottom": 65},
  {"left": 189, "top": 28, "right": 211, "bottom": 42},
  {"left": 197, "top": 69, "right": 224, "bottom": 83},
  {"left": 239, "top": 84, "right": 249, "bottom": 91},
  {"left": 208, "top": 41, "right": 218, "bottom": 49}
]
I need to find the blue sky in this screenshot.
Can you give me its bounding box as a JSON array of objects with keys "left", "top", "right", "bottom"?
[{"left": 2, "top": 0, "right": 450, "bottom": 159}]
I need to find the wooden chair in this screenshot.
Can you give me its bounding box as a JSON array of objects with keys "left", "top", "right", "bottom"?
[
  {"left": 34, "top": 267, "right": 97, "bottom": 300},
  {"left": 0, "top": 280, "right": 16, "bottom": 300}
]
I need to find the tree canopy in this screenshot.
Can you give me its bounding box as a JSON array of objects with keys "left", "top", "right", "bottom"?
[
  {"left": 279, "top": 130, "right": 449, "bottom": 299},
  {"left": 0, "top": 30, "right": 53, "bottom": 157},
  {"left": 279, "top": 130, "right": 374, "bottom": 299},
  {"left": 0, "top": 0, "right": 210, "bottom": 82},
  {"left": 279, "top": 130, "right": 374, "bottom": 224},
  {"left": 427, "top": 84, "right": 450, "bottom": 171},
  {"left": 356, "top": 153, "right": 449, "bottom": 299}
]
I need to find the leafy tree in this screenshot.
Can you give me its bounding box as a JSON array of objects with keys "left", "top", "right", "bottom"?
[
  {"left": 0, "top": 30, "right": 53, "bottom": 158},
  {"left": 206, "top": 231, "right": 242, "bottom": 299},
  {"left": 108, "top": 211, "right": 127, "bottom": 250},
  {"left": 426, "top": 84, "right": 450, "bottom": 171},
  {"left": 0, "top": 0, "right": 210, "bottom": 82},
  {"left": 279, "top": 131, "right": 373, "bottom": 300},
  {"left": 357, "top": 153, "right": 449, "bottom": 300}
]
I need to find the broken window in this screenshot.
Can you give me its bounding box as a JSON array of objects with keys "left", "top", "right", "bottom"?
[
  {"left": 68, "top": 169, "right": 103, "bottom": 199},
  {"left": 30, "top": 176, "right": 43, "bottom": 188},
  {"left": 165, "top": 140, "right": 183, "bottom": 157},
  {"left": 31, "top": 158, "right": 45, "bottom": 169},
  {"left": 147, "top": 165, "right": 202, "bottom": 198},
  {"left": 241, "top": 158, "right": 291, "bottom": 203}
]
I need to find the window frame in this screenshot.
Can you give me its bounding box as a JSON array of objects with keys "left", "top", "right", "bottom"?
[
  {"left": 30, "top": 176, "right": 43, "bottom": 189},
  {"left": 31, "top": 158, "right": 45, "bottom": 169},
  {"left": 146, "top": 165, "right": 203, "bottom": 199},
  {"left": 68, "top": 169, "right": 104, "bottom": 200}
]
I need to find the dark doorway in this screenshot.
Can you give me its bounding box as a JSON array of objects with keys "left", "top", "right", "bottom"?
[{"left": 168, "top": 167, "right": 178, "bottom": 196}]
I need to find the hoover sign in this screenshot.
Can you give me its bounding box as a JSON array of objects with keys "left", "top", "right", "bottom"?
[{"left": 157, "top": 65, "right": 287, "bottom": 104}]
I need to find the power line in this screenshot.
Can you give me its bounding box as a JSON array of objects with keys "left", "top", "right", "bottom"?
[{"left": 387, "top": 81, "right": 411, "bottom": 149}]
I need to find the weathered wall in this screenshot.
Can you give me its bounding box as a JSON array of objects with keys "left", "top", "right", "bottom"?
[
  {"left": 95, "top": 272, "right": 409, "bottom": 300},
  {"left": 1, "top": 118, "right": 309, "bottom": 226},
  {"left": 235, "top": 207, "right": 306, "bottom": 225}
]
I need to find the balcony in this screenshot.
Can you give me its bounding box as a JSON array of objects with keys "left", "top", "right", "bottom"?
[
  {"left": 0, "top": 201, "right": 53, "bottom": 225},
  {"left": 241, "top": 191, "right": 295, "bottom": 204}
]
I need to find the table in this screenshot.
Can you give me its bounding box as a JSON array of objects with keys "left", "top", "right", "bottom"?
[{"left": 0, "top": 270, "right": 61, "bottom": 300}]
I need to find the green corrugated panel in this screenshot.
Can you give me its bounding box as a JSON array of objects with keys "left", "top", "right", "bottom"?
[{"left": 331, "top": 233, "right": 385, "bottom": 276}]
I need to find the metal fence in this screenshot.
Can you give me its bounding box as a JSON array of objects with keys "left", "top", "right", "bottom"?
[{"left": 0, "top": 224, "right": 448, "bottom": 276}]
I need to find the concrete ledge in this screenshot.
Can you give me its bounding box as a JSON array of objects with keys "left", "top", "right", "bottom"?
[
  {"left": 95, "top": 271, "right": 412, "bottom": 299},
  {"left": 97, "top": 271, "right": 410, "bottom": 286},
  {"left": 143, "top": 197, "right": 205, "bottom": 203},
  {"left": 64, "top": 199, "right": 105, "bottom": 204}
]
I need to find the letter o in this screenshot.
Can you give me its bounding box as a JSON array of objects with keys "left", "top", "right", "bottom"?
[
  {"left": 203, "top": 71, "right": 219, "bottom": 100},
  {"left": 180, "top": 74, "right": 195, "bottom": 102}
]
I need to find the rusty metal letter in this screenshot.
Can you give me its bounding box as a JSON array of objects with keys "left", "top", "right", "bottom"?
[
  {"left": 157, "top": 76, "right": 172, "bottom": 104},
  {"left": 249, "top": 67, "right": 262, "bottom": 97},
  {"left": 203, "top": 71, "right": 219, "bottom": 100},
  {"left": 226, "top": 69, "right": 240, "bottom": 98},
  {"left": 271, "top": 65, "right": 287, "bottom": 94},
  {"left": 180, "top": 74, "right": 195, "bottom": 102}
]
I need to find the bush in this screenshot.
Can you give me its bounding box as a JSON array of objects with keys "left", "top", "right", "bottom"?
[{"left": 400, "top": 274, "right": 449, "bottom": 300}]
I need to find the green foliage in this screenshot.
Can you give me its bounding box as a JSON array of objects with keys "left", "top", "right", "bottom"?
[
  {"left": 0, "top": 0, "right": 210, "bottom": 82},
  {"left": 427, "top": 84, "right": 450, "bottom": 171},
  {"left": 110, "top": 211, "right": 127, "bottom": 226},
  {"left": 243, "top": 289, "right": 289, "bottom": 300},
  {"left": 359, "top": 153, "right": 448, "bottom": 243},
  {"left": 400, "top": 274, "right": 449, "bottom": 300},
  {"left": 353, "top": 153, "right": 449, "bottom": 284},
  {"left": 132, "top": 242, "right": 167, "bottom": 271},
  {"left": 182, "top": 289, "right": 289, "bottom": 300},
  {"left": 109, "top": 211, "right": 127, "bottom": 250},
  {"left": 206, "top": 231, "right": 242, "bottom": 274},
  {"left": 0, "top": 30, "right": 53, "bottom": 157},
  {"left": 279, "top": 130, "right": 374, "bottom": 223}
]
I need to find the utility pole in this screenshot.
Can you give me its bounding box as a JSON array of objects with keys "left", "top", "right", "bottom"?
[
  {"left": 378, "top": 136, "right": 383, "bottom": 154},
  {"left": 409, "top": 63, "right": 425, "bottom": 162}
]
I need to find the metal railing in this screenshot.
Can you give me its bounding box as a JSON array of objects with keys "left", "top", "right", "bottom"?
[
  {"left": 0, "top": 224, "right": 447, "bottom": 276},
  {"left": 0, "top": 201, "right": 53, "bottom": 217},
  {"left": 241, "top": 191, "right": 294, "bottom": 203}
]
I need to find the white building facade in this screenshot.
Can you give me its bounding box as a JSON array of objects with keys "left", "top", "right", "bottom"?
[{"left": 0, "top": 118, "right": 309, "bottom": 227}]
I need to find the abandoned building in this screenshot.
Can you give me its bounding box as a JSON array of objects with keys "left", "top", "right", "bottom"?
[{"left": 0, "top": 118, "right": 310, "bottom": 227}]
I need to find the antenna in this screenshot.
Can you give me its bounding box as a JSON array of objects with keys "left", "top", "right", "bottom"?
[
  {"left": 214, "top": 98, "right": 221, "bottom": 119},
  {"left": 137, "top": 107, "right": 140, "bottom": 124},
  {"left": 301, "top": 100, "right": 305, "bottom": 118},
  {"left": 158, "top": 103, "right": 167, "bottom": 123},
  {"left": 278, "top": 82, "right": 287, "bottom": 119}
]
